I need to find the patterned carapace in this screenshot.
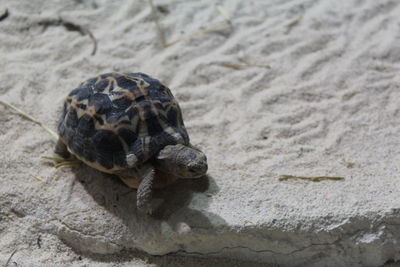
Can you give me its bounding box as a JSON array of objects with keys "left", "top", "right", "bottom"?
[{"left": 58, "top": 72, "right": 189, "bottom": 172}]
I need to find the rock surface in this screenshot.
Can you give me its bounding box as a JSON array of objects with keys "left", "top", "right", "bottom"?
[{"left": 1, "top": 0, "right": 400, "bottom": 266}]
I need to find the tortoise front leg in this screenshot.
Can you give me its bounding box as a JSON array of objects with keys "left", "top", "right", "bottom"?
[
  {"left": 136, "top": 165, "right": 155, "bottom": 214},
  {"left": 115, "top": 165, "right": 156, "bottom": 214}
]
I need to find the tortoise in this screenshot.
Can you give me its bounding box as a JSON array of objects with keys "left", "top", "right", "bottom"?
[{"left": 55, "top": 72, "right": 208, "bottom": 213}]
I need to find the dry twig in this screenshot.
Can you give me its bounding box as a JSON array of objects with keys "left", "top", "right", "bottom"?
[
  {"left": 36, "top": 18, "right": 97, "bottom": 55},
  {"left": 5, "top": 249, "right": 17, "bottom": 267},
  {"left": 0, "top": 8, "right": 9, "bottom": 22}
]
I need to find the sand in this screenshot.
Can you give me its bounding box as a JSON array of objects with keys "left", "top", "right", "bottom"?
[{"left": 1, "top": 0, "right": 400, "bottom": 266}]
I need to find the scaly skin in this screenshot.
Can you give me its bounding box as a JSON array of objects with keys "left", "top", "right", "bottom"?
[
  {"left": 154, "top": 144, "right": 208, "bottom": 179},
  {"left": 135, "top": 165, "right": 155, "bottom": 214}
]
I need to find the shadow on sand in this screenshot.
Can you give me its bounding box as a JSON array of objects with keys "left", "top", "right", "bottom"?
[{"left": 70, "top": 162, "right": 226, "bottom": 236}]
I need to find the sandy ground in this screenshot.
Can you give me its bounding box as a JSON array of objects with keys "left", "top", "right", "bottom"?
[{"left": 2, "top": 0, "right": 400, "bottom": 266}]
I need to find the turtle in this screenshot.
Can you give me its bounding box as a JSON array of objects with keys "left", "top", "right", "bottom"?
[{"left": 55, "top": 72, "right": 208, "bottom": 213}]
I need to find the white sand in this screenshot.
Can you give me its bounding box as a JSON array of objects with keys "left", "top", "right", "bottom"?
[{"left": 1, "top": 0, "right": 400, "bottom": 266}]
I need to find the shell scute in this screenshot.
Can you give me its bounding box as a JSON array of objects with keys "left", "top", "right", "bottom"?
[
  {"left": 76, "top": 87, "right": 93, "bottom": 101},
  {"left": 82, "top": 144, "right": 96, "bottom": 162},
  {"left": 96, "top": 151, "right": 114, "bottom": 169},
  {"left": 89, "top": 93, "right": 112, "bottom": 114},
  {"left": 66, "top": 109, "right": 79, "bottom": 128},
  {"left": 112, "top": 96, "right": 132, "bottom": 110},
  {"left": 82, "top": 77, "right": 98, "bottom": 88},
  {"left": 77, "top": 114, "right": 96, "bottom": 137},
  {"left": 116, "top": 75, "right": 139, "bottom": 90},
  {"left": 94, "top": 79, "right": 109, "bottom": 92},
  {"left": 92, "top": 130, "right": 123, "bottom": 152},
  {"left": 106, "top": 111, "right": 125, "bottom": 124},
  {"left": 118, "top": 128, "right": 138, "bottom": 145}
]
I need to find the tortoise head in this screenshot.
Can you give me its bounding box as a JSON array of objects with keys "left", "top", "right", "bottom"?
[{"left": 155, "top": 144, "right": 207, "bottom": 178}]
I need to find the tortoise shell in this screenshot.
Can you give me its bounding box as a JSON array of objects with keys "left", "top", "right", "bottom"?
[{"left": 58, "top": 72, "right": 189, "bottom": 172}]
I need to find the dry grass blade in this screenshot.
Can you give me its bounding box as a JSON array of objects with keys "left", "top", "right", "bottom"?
[
  {"left": 42, "top": 156, "right": 80, "bottom": 168},
  {"left": 216, "top": 5, "right": 232, "bottom": 26},
  {"left": 42, "top": 156, "right": 68, "bottom": 163},
  {"left": 285, "top": 16, "right": 302, "bottom": 34},
  {"left": 147, "top": 1, "right": 232, "bottom": 47},
  {"left": 31, "top": 174, "right": 45, "bottom": 182},
  {"left": 278, "top": 174, "right": 344, "bottom": 182},
  {"left": 54, "top": 161, "right": 80, "bottom": 168},
  {"left": 219, "top": 58, "right": 270, "bottom": 70},
  {"left": 148, "top": 0, "right": 167, "bottom": 47},
  {"left": 342, "top": 92, "right": 357, "bottom": 101},
  {"left": 239, "top": 57, "right": 271, "bottom": 69},
  {"left": 165, "top": 22, "right": 230, "bottom": 47},
  {"left": 219, "top": 63, "right": 245, "bottom": 70},
  {"left": 0, "top": 99, "right": 58, "bottom": 139}
]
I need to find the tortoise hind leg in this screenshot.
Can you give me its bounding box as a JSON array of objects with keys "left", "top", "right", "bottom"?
[{"left": 55, "top": 138, "right": 71, "bottom": 158}]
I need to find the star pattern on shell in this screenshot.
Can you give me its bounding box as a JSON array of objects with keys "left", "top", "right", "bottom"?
[{"left": 58, "top": 72, "right": 189, "bottom": 172}]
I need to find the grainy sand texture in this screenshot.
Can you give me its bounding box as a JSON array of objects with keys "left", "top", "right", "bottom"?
[{"left": 2, "top": 0, "right": 400, "bottom": 266}]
